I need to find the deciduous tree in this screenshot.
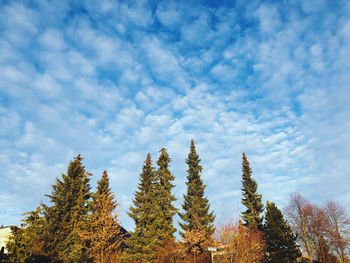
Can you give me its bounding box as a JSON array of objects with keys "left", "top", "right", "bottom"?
[
  {"left": 183, "top": 228, "right": 211, "bottom": 262},
  {"left": 215, "top": 220, "right": 266, "bottom": 263},
  {"left": 315, "top": 235, "right": 339, "bottom": 263},
  {"left": 324, "top": 200, "right": 350, "bottom": 263},
  {"left": 285, "top": 193, "right": 314, "bottom": 261},
  {"left": 284, "top": 193, "right": 331, "bottom": 262},
  {"left": 154, "top": 239, "right": 185, "bottom": 263}
]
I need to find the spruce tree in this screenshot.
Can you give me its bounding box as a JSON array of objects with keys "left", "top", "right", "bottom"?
[
  {"left": 94, "top": 170, "right": 116, "bottom": 208},
  {"left": 6, "top": 226, "right": 32, "bottom": 262},
  {"left": 240, "top": 152, "right": 264, "bottom": 230},
  {"left": 42, "top": 154, "right": 91, "bottom": 263},
  {"left": 80, "top": 171, "right": 123, "bottom": 263},
  {"left": 154, "top": 148, "right": 177, "bottom": 242},
  {"left": 263, "top": 201, "right": 301, "bottom": 263},
  {"left": 6, "top": 207, "right": 49, "bottom": 262},
  {"left": 179, "top": 140, "right": 215, "bottom": 237},
  {"left": 126, "top": 153, "right": 160, "bottom": 262}
]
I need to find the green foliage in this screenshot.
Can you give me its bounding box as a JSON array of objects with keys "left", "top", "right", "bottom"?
[
  {"left": 96, "top": 171, "right": 114, "bottom": 199},
  {"left": 126, "top": 149, "right": 177, "bottom": 261},
  {"left": 154, "top": 148, "right": 178, "bottom": 242},
  {"left": 6, "top": 226, "right": 31, "bottom": 263},
  {"left": 41, "top": 154, "right": 91, "bottom": 263},
  {"left": 92, "top": 170, "right": 117, "bottom": 212},
  {"left": 240, "top": 152, "right": 264, "bottom": 230},
  {"left": 6, "top": 207, "right": 52, "bottom": 263},
  {"left": 263, "top": 201, "right": 301, "bottom": 263},
  {"left": 126, "top": 153, "right": 160, "bottom": 262},
  {"left": 179, "top": 140, "right": 215, "bottom": 238}
]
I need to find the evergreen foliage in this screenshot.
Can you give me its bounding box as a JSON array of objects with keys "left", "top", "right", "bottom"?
[
  {"left": 6, "top": 226, "right": 31, "bottom": 263},
  {"left": 263, "top": 201, "right": 301, "bottom": 263},
  {"left": 240, "top": 152, "right": 264, "bottom": 230},
  {"left": 80, "top": 171, "right": 123, "bottom": 263},
  {"left": 93, "top": 170, "right": 117, "bottom": 212},
  {"left": 6, "top": 207, "right": 51, "bottom": 263},
  {"left": 154, "top": 148, "right": 178, "bottom": 242},
  {"left": 96, "top": 171, "right": 114, "bottom": 199},
  {"left": 41, "top": 154, "right": 91, "bottom": 263},
  {"left": 9, "top": 146, "right": 350, "bottom": 263},
  {"left": 126, "top": 153, "right": 160, "bottom": 262},
  {"left": 179, "top": 140, "right": 215, "bottom": 237}
]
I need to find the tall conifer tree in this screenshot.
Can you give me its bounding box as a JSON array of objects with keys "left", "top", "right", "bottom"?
[
  {"left": 42, "top": 155, "right": 91, "bottom": 263},
  {"left": 94, "top": 171, "right": 116, "bottom": 208},
  {"left": 127, "top": 153, "right": 159, "bottom": 262},
  {"left": 80, "top": 171, "right": 123, "bottom": 263},
  {"left": 154, "top": 148, "right": 177, "bottom": 242},
  {"left": 263, "top": 201, "right": 301, "bottom": 263},
  {"left": 240, "top": 152, "right": 264, "bottom": 230},
  {"left": 179, "top": 140, "right": 215, "bottom": 237}
]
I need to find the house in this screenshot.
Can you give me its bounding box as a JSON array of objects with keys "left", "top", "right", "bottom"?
[{"left": 0, "top": 226, "right": 12, "bottom": 254}]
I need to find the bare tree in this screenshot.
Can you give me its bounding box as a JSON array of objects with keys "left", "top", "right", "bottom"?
[
  {"left": 307, "top": 203, "right": 329, "bottom": 262},
  {"left": 324, "top": 200, "right": 350, "bottom": 263},
  {"left": 284, "top": 193, "right": 315, "bottom": 261},
  {"left": 284, "top": 193, "right": 333, "bottom": 262},
  {"left": 215, "top": 220, "right": 266, "bottom": 263}
]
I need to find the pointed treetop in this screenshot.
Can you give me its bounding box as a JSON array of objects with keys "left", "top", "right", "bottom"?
[
  {"left": 157, "top": 148, "right": 172, "bottom": 166},
  {"left": 96, "top": 170, "right": 111, "bottom": 196},
  {"left": 242, "top": 152, "right": 248, "bottom": 164},
  {"left": 75, "top": 154, "right": 83, "bottom": 162},
  {"left": 179, "top": 140, "right": 215, "bottom": 238},
  {"left": 159, "top": 147, "right": 169, "bottom": 157},
  {"left": 146, "top": 153, "right": 152, "bottom": 164},
  {"left": 240, "top": 152, "right": 263, "bottom": 230}
]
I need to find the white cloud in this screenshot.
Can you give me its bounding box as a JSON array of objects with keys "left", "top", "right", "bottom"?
[
  {"left": 156, "top": 6, "right": 181, "bottom": 29},
  {"left": 181, "top": 14, "right": 213, "bottom": 45},
  {"left": 39, "top": 29, "right": 65, "bottom": 51},
  {"left": 142, "top": 36, "right": 189, "bottom": 90},
  {"left": 210, "top": 63, "right": 237, "bottom": 83},
  {"left": 121, "top": 0, "right": 153, "bottom": 28},
  {"left": 255, "top": 4, "right": 282, "bottom": 33},
  {"left": 0, "top": 107, "right": 21, "bottom": 137}
]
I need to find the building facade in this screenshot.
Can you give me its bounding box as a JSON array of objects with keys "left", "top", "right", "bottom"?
[{"left": 0, "top": 227, "right": 12, "bottom": 254}]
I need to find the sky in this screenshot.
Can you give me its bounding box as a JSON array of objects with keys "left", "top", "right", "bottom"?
[{"left": 0, "top": 0, "right": 350, "bottom": 232}]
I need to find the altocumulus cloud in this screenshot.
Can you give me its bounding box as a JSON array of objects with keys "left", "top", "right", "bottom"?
[{"left": 0, "top": 0, "right": 350, "bottom": 230}]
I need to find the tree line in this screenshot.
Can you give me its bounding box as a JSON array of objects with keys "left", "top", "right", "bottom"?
[{"left": 1, "top": 140, "right": 349, "bottom": 263}]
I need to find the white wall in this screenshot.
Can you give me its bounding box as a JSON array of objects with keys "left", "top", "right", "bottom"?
[{"left": 0, "top": 227, "right": 12, "bottom": 254}]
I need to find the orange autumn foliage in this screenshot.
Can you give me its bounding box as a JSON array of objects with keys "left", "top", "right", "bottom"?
[
  {"left": 215, "top": 220, "right": 266, "bottom": 263},
  {"left": 79, "top": 196, "right": 124, "bottom": 263}
]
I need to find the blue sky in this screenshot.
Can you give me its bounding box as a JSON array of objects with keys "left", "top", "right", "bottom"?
[{"left": 1, "top": 0, "right": 350, "bottom": 231}]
